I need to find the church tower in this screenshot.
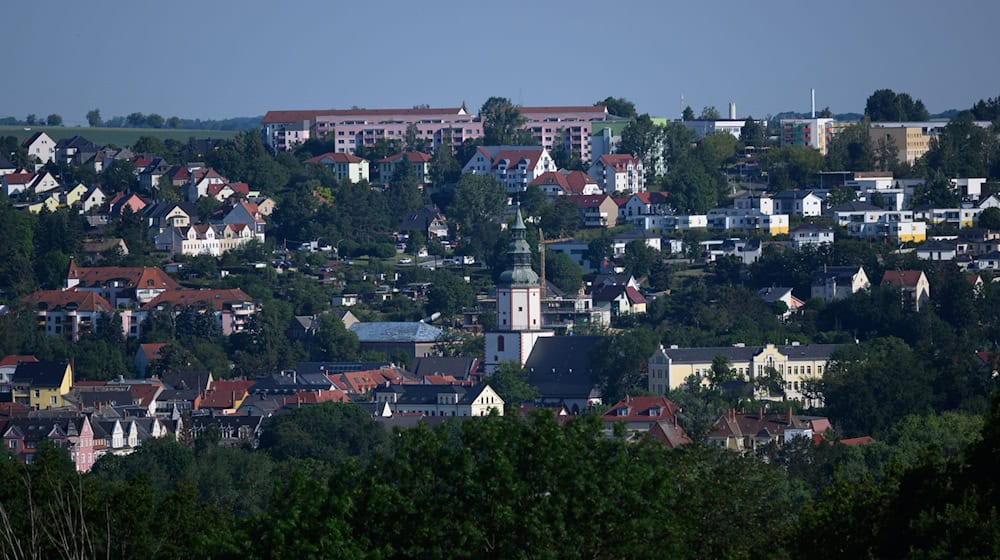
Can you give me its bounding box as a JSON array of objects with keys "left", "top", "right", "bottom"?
[{"left": 484, "top": 205, "right": 553, "bottom": 374}]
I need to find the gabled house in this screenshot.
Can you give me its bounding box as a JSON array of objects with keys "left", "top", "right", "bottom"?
[
  {"left": 811, "top": 265, "right": 870, "bottom": 302},
  {"left": 773, "top": 190, "right": 824, "bottom": 217},
  {"left": 144, "top": 201, "right": 199, "bottom": 237},
  {"left": 156, "top": 223, "right": 256, "bottom": 256},
  {"left": 62, "top": 183, "right": 90, "bottom": 207},
  {"left": 140, "top": 289, "right": 257, "bottom": 336},
  {"left": 602, "top": 395, "right": 685, "bottom": 438},
  {"left": 1, "top": 172, "right": 36, "bottom": 196},
  {"left": 185, "top": 168, "right": 228, "bottom": 200},
  {"left": 707, "top": 408, "right": 831, "bottom": 452},
  {"left": 378, "top": 152, "right": 432, "bottom": 185},
  {"left": 348, "top": 321, "right": 444, "bottom": 359},
  {"left": 461, "top": 145, "right": 556, "bottom": 193},
  {"left": 373, "top": 383, "right": 504, "bottom": 417},
  {"left": 222, "top": 200, "right": 266, "bottom": 239},
  {"left": 881, "top": 270, "right": 931, "bottom": 311},
  {"left": 915, "top": 240, "right": 958, "bottom": 261},
  {"left": 622, "top": 191, "right": 670, "bottom": 218},
  {"left": 21, "top": 131, "right": 56, "bottom": 164},
  {"left": 524, "top": 336, "right": 604, "bottom": 412},
  {"left": 29, "top": 170, "right": 60, "bottom": 194},
  {"left": 54, "top": 136, "right": 99, "bottom": 165},
  {"left": 591, "top": 284, "right": 647, "bottom": 316},
  {"left": 27, "top": 193, "right": 61, "bottom": 214},
  {"left": 757, "top": 287, "right": 805, "bottom": 318},
  {"left": 10, "top": 361, "right": 74, "bottom": 409},
  {"left": 78, "top": 185, "right": 107, "bottom": 214},
  {"left": 190, "top": 415, "right": 263, "bottom": 446},
  {"left": 200, "top": 181, "right": 250, "bottom": 203},
  {"left": 305, "top": 152, "right": 370, "bottom": 183},
  {"left": 587, "top": 154, "right": 645, "bottom": 194},
  {"left": 1, "top": 415, "right": 95, "bottom": 471},
  {"left": 0, "top": 153, "right": 15, "bottom": 176},
  {"left": 399, "top": 206, "right": 449, "bottom": 240},
  {"left": 198, "top": 379, "right": 255, "bottom": 414},
  {"left": 134, "top": 343, "right": 167, "bottom": 378},
  {"left": 108, "top": 192, "right": 148, "bottom": 217},
  {"left": 528, "top": 170, "right": 602, "bottom": 198},
  {"left": 65, "top": 261, "right": 180, "bottom": 307}
]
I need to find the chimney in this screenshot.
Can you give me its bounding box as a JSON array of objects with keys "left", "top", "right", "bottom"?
[
  {"left": 728, "top": 101, "right": 737, "bottom": 120},
  {"left": 811, "top": 88, "right": 816, "bottom": 119}
]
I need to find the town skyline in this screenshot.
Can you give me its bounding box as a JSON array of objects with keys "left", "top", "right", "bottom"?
[{"left": 9, "top": 0, "right": 1000, "bottom": 123}]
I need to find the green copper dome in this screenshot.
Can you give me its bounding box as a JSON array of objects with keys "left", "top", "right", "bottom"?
[{"left": 497, "top": 205, "right": 539, "bottom": 288}]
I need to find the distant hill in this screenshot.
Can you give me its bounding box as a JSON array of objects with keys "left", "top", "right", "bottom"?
[
  {"left": 771, "top": 110, "right": 962, "bottom": 123},
  {"left": 0, "top": 125, "right": 238, "bottom": 147}
]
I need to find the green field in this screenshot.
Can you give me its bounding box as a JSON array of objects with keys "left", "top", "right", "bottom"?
[{"left": 0, "top": 124, "right": 239, "bottom": 148}]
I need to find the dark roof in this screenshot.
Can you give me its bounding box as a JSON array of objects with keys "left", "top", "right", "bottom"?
[
  {"left": 375, "top": 383, "right": 490, "bottom": 406},
  {"left": 249, "top": 372, "right": 335, "bottom": 394},
  {"left": 0, "top": 153, "right": 14, "bottom": 169},
  {"left": 293, "top": 361, "right": 393, "bottom": 375},
  {"left": 411, "top": 356, "right": 477, "bottom": 379},
  {"left": 12, "top": 362, "right": 69, "bottom": 388},
  {"left": 55, "top": 135, "right": 98, "bottom": 151},
  {"left": 660, "top": 343, "right": 840, "bottom": 364},
  {"left": 2, "top": 416, "right": 88, "bottom": 442},
  {"left": 399, "top": 206, "right": 444, "bottom": 232},
  {"left": 813, "top": 265, "right": 865, "bottom": 283},
  {"left": 916, "top": 240, "right": 957, "bottom": 252},
  {"left": 830, "top": 201, "right": 881, "bottom": 212},
  {"left": 162, "top": 371, "right": 212, "bottom": 393},
  {"left": 143, "top": 201, "right": 199, "bottom": 221},
  {"left": 79, "top": 391, "right": 134, "bottom": 408},
  {"left": 525, "top": 336, "right": 603, "bottom": 401},
  {"left": 774, "top": 189, "right": 820, "bottom": 200}
]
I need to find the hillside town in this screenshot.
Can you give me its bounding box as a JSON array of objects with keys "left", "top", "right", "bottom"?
[{"left": 2, "top": 85, "right": 1000, "bottom": 557}]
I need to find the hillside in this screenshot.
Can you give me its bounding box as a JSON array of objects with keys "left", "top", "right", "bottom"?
[{"left": 0, "top": 124, "right": 239, "bottom": 147}]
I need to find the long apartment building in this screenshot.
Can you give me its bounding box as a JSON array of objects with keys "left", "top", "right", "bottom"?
[{"left": 262, "top": 104, "right": 615, "bottom": 162}]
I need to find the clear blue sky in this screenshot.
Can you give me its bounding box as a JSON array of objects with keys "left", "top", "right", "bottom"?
[{"left": 9, "top": 0, "right": 1000, "bottom": 125}]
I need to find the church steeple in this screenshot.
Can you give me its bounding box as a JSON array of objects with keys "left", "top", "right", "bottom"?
[{"left": 498, "top": 204, "right": 539, "bottom": 288}]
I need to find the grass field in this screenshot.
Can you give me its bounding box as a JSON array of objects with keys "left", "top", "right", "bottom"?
[{"left": 0, "top": 124, "right": 239, "bottom": 147}]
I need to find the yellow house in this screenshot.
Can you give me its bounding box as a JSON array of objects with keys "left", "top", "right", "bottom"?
[
  {"left": 11, "top": 361, "right": 74, "bottom": 409},
  {"left": 648, "top": 343, "right": 839, "bottom": 407},
  {"left": 63, "top": 183, "right": 90, "bottom": 207},
  {"left": 28, "top": 194, "right": 61, "bottom": 214}
]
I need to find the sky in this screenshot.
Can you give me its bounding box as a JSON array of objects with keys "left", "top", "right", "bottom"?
[{"left": 8, "top": 0, "right": 1000, "bottom": 125}]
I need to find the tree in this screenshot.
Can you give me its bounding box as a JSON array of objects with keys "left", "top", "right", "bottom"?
[
  {"left": 923, "top": 111, "right": 992, "bottom": 178},
  {"left": 911, "top": 172, "right": 960, "bottom": 208},
  {"left": 126, "top": 112, "right": 146, "bottom": 127},
  {"left": 544, "top": 251, "right": 582, "bottom": 294},
  {"left": 45, "top": 114, "right": 63, "bottom": 126},
  {"left": 132, "top": 135, "right": 167, "bottom": 156},
  {"left": 86, "top": 108, "right": 102, "bottom": 127},
  {"left": 480, "top": 97, "right": 527, "bottom": 146},
  {"left": 166, "top": 116, "right": 182, "bottom": 128},
  {"left": 681, "top": 106, "right": 695, "bottom": 121},
  {"left": 403, "top": 122, "right": 430, "bottom": 152},
  {"left": 821, "top": 337, "right": 935, "bottom": 437},
  {"left": 979, "top": 207, "right": 1000, "bottom": 230},
  {"left": 763, "top": 145, "right": 826, "bottom": 190},
  {"left": 102, "top": 159, "right": 138, "bottom": 193},
  {"left": 539, "top": 197, "right": 580, "bottom": 238},
  {"left": 699, "top": 106, "right": 721, "bottom": 120},
  {"left": 589, "top": 328, "right": 658, "bottom": 402},
  {"left": 448, "top": 174, "right": 507, "bottom": 229},
  {"left": 429, "top": 135, "right": 460, "bottom": 185},
  {"left": 427, "top": 271, "right": 475, "bottom": 316},
  {"left": 706, "top": 355, "right": 738, "bottom": 390},
  {"left": 313, "top": 313, "right": 359, "bottom": 361},
  {"left": 623, "top": 240, "right": 659, "bottom": 278},
  {"left": 596, "top": 96, "right": 637, "bottom": 119},
  {"left": 662, "top": 159, "right": 717, "bottom": 213},
  {"left": 25, "top": 113, "right": 36, "bottom": 125},
  {"left": 618, "top": 114, "right": 665, "bottom": 180},
  {"left": 739, "top": 116, "right": 766, "bottom": 147},
  {"left": 258, "top": 402, "right": 388, "bottom": 466},
  {"left": 864, "top": 89, "right": 930, "bottom": 122},
  {"left": 826, "top": 119, "right": 873, "bottom": 172},
  {"left": 585, "top": 231, "right": 613, "bottom": 271},
  {"left": 146, "top": 113, "right": 165, "bottom": 129},
  {"left": 487, "top": 362, "right": 540, "bottom": 408}
]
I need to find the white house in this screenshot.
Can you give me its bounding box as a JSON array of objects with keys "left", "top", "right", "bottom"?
[
  {"left": 305, "top": 152, "right": 370, "bottom": 183},
  {"left": 773, "top": 190, "right": 824, "bottom": 217},
  {"left": 790, "top": 224, "right": 834, "bottom": 250},
  {"left": 811, "top": 266, "right": 870, "bottom": 302},
  {"left": 21, "top": 132, "right": 55, "bottom": 164},
  {"left": 587, "top": 154, "right": 645, "bottom": 194},
  {"left": 462, "top": 146, "right": 556, "bottom": 194}
]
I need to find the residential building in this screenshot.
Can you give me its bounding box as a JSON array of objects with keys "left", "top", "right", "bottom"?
[
  {"left": 707, "top": 409, "right": 831, "bottom": 451},
  {"left": 757, "top": 287, "right": 805, "bottom": 318},
  {"left": 915, "top": 240, "right": 958, "bottom": 261},
  {"left": 790, "top": 224, "right": 834, "bottom": 250},
  {"left": 707, "top": 208, "right": 789, "bottom": 235},
  {"left": 590, "top": 284, "right": 647, "bottom": 316},
  {"left": 134, "top": 343, "right": 166, "bottom": 378},
  {"left": 144, "top": 201, "right": 199, "bottom": 238},
  {"left": 484, "top": 206, "right": 554, "bottom": 373},
  {"left": 680, "top": 118, "right": 754, "bottom": 140},
  {"left": 399, "top": 206, "right": 449, "bottom": 240},
  {"left": 602, "top": 395, "right": 687, "bottom": 441},
  {"left": 700, "top": 238, "right": 761, "bottom": 265},
  {"left": 79, "top": 186, "right": 107, "bottom": 213},
  {"left": 811, "top": 265, "right": 870, "bottom": 302},
  {"left": 10, "top": 361, "right": 74, "bottom": 410},
  {"left": 590, "top": 118, "right": 668, "bottom": 176},
  {"left": 587, "top": 154, "right": 645, "bottom": 194},
  {"left": 881, "top": 270, "right": 931, "bottom": 311},
  {"left": 23, "top": 289, "right": 114, "bottom": 341},
  {"left": 647, "top": 343, "right": 839, "bottom": 407},
  {"left": 621, "top": 191, "right": 670, "bottom": 218},
  {"left": 913, "top": 206, "right": 983, "bottom": 229},
  {"left": 374, "top": 383, "right": 504, "bottom": 417},
  {"left": 140, "top": 289, "right": 257, "bottom": 336},
  {"left": 780, "top": 118, "right": 841, "bottom": 155},
  {"left": 734, "top": 193, "right": 774, "bottom": 215},
  {"left": 564, "top": 194, "right": 619, "bottom": 227},
  {"left": 1, "top": 415, "right": 95, "bottom": 471},
  {"left": 348, "top": 321, "right": 444, "bottom": 360},
  {"left": 21, "top": 131, "right": 56, "bottom": 164},
  {"left": 65, "top": 262, "right": 180, "bottom": 307},
  {"left": 461, "top": 146, "right": 556, "bottom": 194},
  {"left": 773, "top": 190, "right": 824, "bottom": 217},
  {"left": 378, "top": 152, "right": 432, "bottom": 185},
  {"left": 528, "top": 170, "right": 602, "bottom": 198},
  {"left": 54, "top": 136, "right": 99, "bottom": 165},
  {"left": 304, "top": 152, "right": 370, "bottom": 183},
  {"left": 222, "top": 200, "right": 267, "bottom": 240},
  {"left": 868, "top": 124, "right": 932, "bottom": 165}
]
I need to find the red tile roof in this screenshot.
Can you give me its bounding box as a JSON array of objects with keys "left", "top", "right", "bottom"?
[
  {"left": 625, "top": 286, "right": 647, "bottom": 305},
  {"left": 530, "top": 170, "right": 597, "bottom": 194},
  {"left": 0, "top": 355, "right": 38, "bottom": 368},
  {"left": 379, "top": 151, "right": 432, "bottom": 164},
  {"left": 491, "top": 149, "right": 544, "bottom": 171},
  {"left": 67, "top": 263, "right": 180, "bottom": 292},
  {"left": 564, "top": 170, "right": 597, "bottom": 194},
  {"left": 518, "top": 105, "right": 608, "bottom": 114},
  {"left": 305, "top": 152, "right": 367, "bottom": 164},
  {"left": 564, "top": 194, "right": 612, "bottom": 209},
  {"left": 598, "top": 154, "right": 641, "bottom": 171},
  {"left": 23, "top": 289, "right": 113, "bottom": 312},
  {"left": 2, "top": 172, "right": 35, "bottom": 184},
  {"left": 262, "top": 107, "right": 467, "bottom": 124},
  {"left": 329, "top": 369, "right": 401, "bottom": 395},
  {"left": 200, "top": 379, "right": 255, "bottom": 409},
  {"left": 840, "top": 436, "right": 876, "bottom": 446},
  {"left": 603, "top": 396, "right": 679, "bottom": 422},
  {"left": 630, "top": 192, "right": 669, "bottom": 205},
  {"left": 529, "top": 171, "right": 571, "bottom": 190},
  {"left": 128, "top": 383, "right": 163, "bottom": 407},
  {"left": 881, "top": 270, "right": 926, "bottom": 289},
  {"left": 140, "top": 343, "right": 167, "bottom": 361},
  {"left": 281, "top": 389, "right": 350, "bottom": 407},
  {"left": 141, "top": 289, "right": 254, "bottom": 312}
]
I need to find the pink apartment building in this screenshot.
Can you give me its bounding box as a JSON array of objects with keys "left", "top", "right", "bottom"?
[{"left": 262, "top": 104, "right": 613, "bottom": 162}]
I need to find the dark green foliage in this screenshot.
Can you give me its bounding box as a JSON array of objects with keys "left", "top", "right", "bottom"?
[
  {"left": 258, "top": 402, "right": 388, "bottom": 466},
  {"left": 486, "top": 362, "right": 540, "bottom": 408},
  {"left": 543, "top": 250, "right": 582, "bottom": 294},
  {"left": 865, "top": 89, "right": 930, "bottom": 122}
]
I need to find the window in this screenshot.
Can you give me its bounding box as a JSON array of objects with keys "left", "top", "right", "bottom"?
[
  {"left": 497, "top": 336, "right": 505, "bottom": 352},
  {"left": 7, "top": 440, "right": 14, "bottom": 449},
  {"left": 50, "top": 396, "right": 57, "bottom": 405}
]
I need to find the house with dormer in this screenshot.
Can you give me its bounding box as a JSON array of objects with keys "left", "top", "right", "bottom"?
[
  {"left": 811, "top": 265, "right": 870, "bottom": 302},
  {"left": 305, "top": 152, "right": 370, "bottom": 183},
  {"left": 10, "top": 361, "right": 74, "bottom": 409},
  {"left": 1, "top": 415, "right": 95, "bottom": 471},
  {"left": 378, "top": 152, "right": 432, "bottom": 185},
  {"left": 23, "top": 289, "right": 115, "bottom": 341},
  {"left": 139, "top": 288, "right": 256, "bottom": 336},
  {"left": 461, "top": 145, "right": 556, "bottom": 194},
  {"left": 223, "top": 200, "right": 266, "bottom": 240},
  {"left": 588, "top": 154, "right": 645, "bottom": 194},
  {"left": 602, "top": 395, "right": 686, "bottom": 438},
  {"left": 528, "top": 170, "right": 602, "bottom": 198},
  {"left": 707, "top": 408, "right": 831, "bottom": 452},
  {"left": 374, "top": 383, "right": 505, "bottom": 417}
]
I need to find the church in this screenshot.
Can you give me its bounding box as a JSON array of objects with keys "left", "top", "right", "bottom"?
[{"left": 483, "top": 206, "right": 554, "bottom": 373}]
